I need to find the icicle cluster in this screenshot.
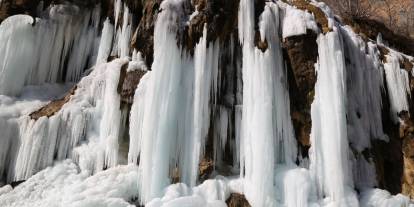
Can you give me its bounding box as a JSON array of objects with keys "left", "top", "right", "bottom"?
[{"left": 0, "top": 4, "right": 101, "bottom": 96}]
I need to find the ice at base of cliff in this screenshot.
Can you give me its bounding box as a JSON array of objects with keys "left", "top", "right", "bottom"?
[{"left": 0, "top": 160, "right": 139, "bottom": 207}]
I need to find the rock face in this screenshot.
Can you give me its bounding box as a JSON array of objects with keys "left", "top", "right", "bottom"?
[
  {"left": 130, "top": 0, "right": 161, "bottom": 67},
  {"left": 283, "top": 31, "right": 318, "bottom": 157},
  {"left": 401, "top": 56, "right": 414, "bottom": 198},
  {"left": 226, "top": 193, "right": 251, "bottom": 207},
  {"left": 117, "top": 63, "right": 147, "bottom": 105},
  {"left": 30, "top": 86, "right": 77, "bottom": 120}
]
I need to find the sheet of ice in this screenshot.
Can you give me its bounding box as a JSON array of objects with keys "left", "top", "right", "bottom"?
[
  {"left": 238, "top": 2, "right": 297, "bottom": 206},
  {"left": 339, "top": 26, "right": 385, "bottom": 190},
  {"left": 383, "top": 51, "right": 411, "bottom": 123},
  {"left": 309, "top": 29, "right": 358, "bottom": 206},
  {"left": 0, "top": 160, "right": 139, "bottom": 207},
  {"left": 282, "top": 5, "right": 318, "bottom": 38},
  {"left": 0, "top": 4, "right": 101, "bottom": 96}
]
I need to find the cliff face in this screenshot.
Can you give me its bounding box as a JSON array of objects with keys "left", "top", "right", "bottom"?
[{"left": 0, "top": 0, "right": 414, "bottom": 206}]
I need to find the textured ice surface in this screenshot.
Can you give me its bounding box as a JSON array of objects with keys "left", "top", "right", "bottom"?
[
  {"left": 0, "top": 4, "right": 101, "bottom": 96},
  {"left": 0, "top": 0, "right": 414, "bottom": 207},
  {"left": 146, "top": 177, "right": 242, "bottom": 207},
  {"left": 281, "top": 4, "right": 318, "bottom": 38},
  {"left": 0, "top": 160, "right": 139, "bottom": 207},
  {"left": 1, "top": 59, "right": 129, "bottom": 182},
  {"left": 309, "top": 27, "right": 358, "bottom": 207}
]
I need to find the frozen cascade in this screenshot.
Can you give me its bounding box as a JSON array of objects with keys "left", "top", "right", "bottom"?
[
  {"left": 129, "top": 0, "right": 219, "bottom": 203},
  {"left": 383, "top": 50, "right": 411, "bottom": 122},
  {"left": 1, "top": 0, "right": 414, "bottom": 206},
  {"left": 238, "top": 2, "right": 297, "bottom": 206},
  {"left": 309, "top": 29, "right": 359, "bottom": 205},
  {"left": 0, "top": 4, "right": 101, "bottom": 96},
  {"left": 1, "top": 59, "right": 131, "bottom": 182},
  {"left": 341, "top": 26, "right": 385, "bottom": 190}
]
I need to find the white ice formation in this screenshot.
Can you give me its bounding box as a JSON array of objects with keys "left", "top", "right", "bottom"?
[{"left": 0, "top": 0, "right": 414, "bottom": 207}]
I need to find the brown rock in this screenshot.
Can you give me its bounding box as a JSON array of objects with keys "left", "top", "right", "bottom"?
[
  {"left": 283, "top": 31, "right": 318, "bottom": 157},
  {"left": 226, "top": 193, "right": 251, "bottom": 207},
  {"left": 117, "top": 62, "right": 147, "bottom": 104},
  {"left": 30, "top": 86, "right": 77, "bottom": 120},
  {"left": 131, "top": 0, "right": 162, "bottom": 67},
  {"left": 199, "top": 157, "right": 214, "bottom": 182},
  {"left": 344, "top": 17, "right": 414, "bottom": 57}
]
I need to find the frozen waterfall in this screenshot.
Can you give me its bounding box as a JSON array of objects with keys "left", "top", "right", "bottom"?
[{"left": 0, "top": 0, "right": 414, "bottom": 207}]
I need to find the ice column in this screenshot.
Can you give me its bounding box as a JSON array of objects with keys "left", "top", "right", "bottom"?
[
  {"left": 181, "top": 27, "right": 219, "bottom": 187},
  {"left": 238, "top": 2, "right": 296, "bottom": 206},
  {"left": 130, "top": 0, "right": 219, "bottom": 203},
  {"left": 135, "top": 0, "right": 194, "bottom": 202},
  {"left": 309, "top": 29, "right": 358, "bottom": 206}
]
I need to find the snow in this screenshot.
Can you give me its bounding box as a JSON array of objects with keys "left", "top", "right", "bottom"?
[
  {"left": 0, "top": 160, "right": 139, "bottom": 207},
  {"left": 146, "top": 177, "right": 242, "bottom": 207}
]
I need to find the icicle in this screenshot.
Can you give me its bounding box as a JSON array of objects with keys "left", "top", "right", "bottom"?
[
  {"left": 181, "top": 26, "right": 219, "bottom": 187},
  {"left": 114, "top": 0, "right": 122, "bottom": 29},
  {"left": 96, "top": 19, "right": 114, "bottom": 64},
  {"left": 118, "top": 4, "right": 131, "bottom": 58},
  {"left": 0, "top": 4, "right": 101, "bottom": 96},
  {"left": 309, "top": 29, "right": 359, "bottom": 206},
  {"left": 99, "top": 60, "right": 125, "bottom": 169},
  {"left": 128, "top": 0, "right": 220, "bottom": 202},
  {"left": 4, "top": 59, "right": 127, "bottom": 181}
]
